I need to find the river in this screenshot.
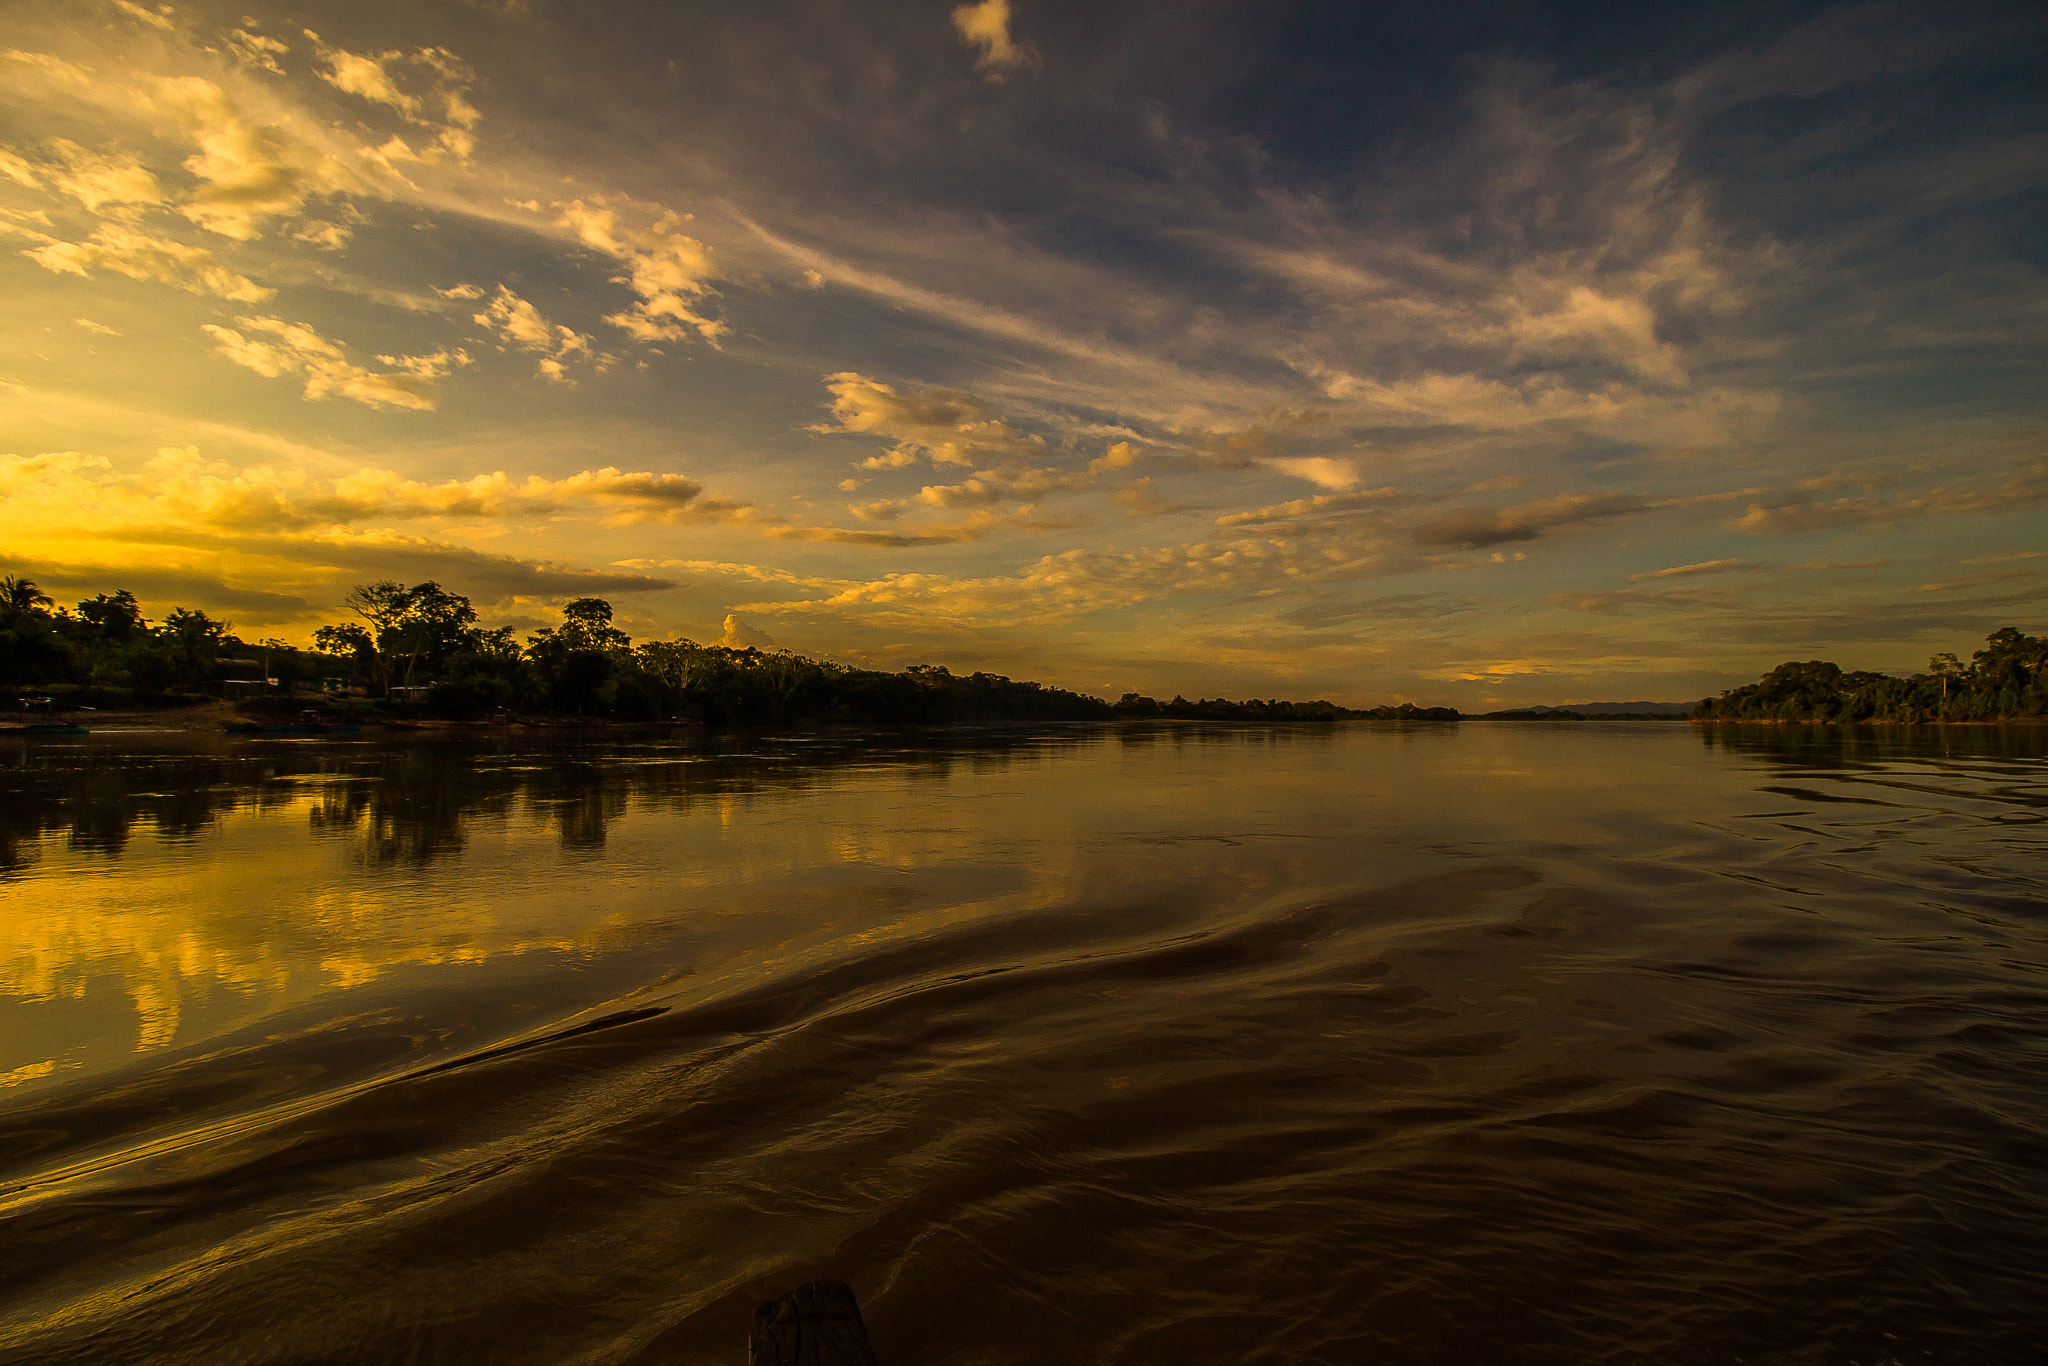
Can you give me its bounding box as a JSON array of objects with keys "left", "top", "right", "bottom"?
[{"left": 2, "top": 722, "right": 2044, "bottom": 1363}]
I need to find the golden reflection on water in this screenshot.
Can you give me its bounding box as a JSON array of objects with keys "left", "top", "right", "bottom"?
[
  {"left": 4, "top": 722, "right": 2040, "bottom": 1097},
  {"left": 1, "top": 733, "right": 1117, "bottom": 1088}
]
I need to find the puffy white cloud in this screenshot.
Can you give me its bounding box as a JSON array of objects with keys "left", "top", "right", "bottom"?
[{"left": 201, "top": 315, "right": 466, "bottom": 410}]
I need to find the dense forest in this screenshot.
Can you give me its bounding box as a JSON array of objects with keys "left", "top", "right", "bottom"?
[
  {"left": 1694, "top": 627, "right": 2047, "bottom": 722},
  {"left": 0, "top": 576, "right": 1394, "bottom": 728}
]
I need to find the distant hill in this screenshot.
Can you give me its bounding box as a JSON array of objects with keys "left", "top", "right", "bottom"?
[{"left": 1478, "top": 701, "right": 1698, "bottom": 719}]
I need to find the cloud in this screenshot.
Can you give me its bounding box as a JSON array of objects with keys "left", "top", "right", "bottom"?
[
  {"left": 468, "top": 284, "right": 594, "bottom": 381},
  {"left": 1, "top": 445, "right": 749, "bottom": 535},
  {"left": 290, "top": 219, "right": 352, "bottom": 250},
  {"left": 111, "top": 2, "right": 174, "bottom": 32},
  {"left": 1412, "top": 507, "right": 1541, "bottom": 550},
  {"left": 1264, "top": 456, "right": 1359, "bottom": 490},
  {"left": 1731, "top": 458, "right": 2048, "bottom": 535},
  {"left": 1630, "top": 558, "right": 1761, "bottom": 581},
  {"left": 717, "top": 613, "right": 779, "bottom": 650},
  {"left": 914, "top": 464, "right": 1094, "bottom": 509},
  {"left": 1549, "top": 589, "right": 1674, "bottom": 615},
  {"left": 223, "top": 27, "right": 289, "bottom": 75},
  {"left": 201, "top": 316, "right": 466, "bottom": 410},
  {"left": 45, "top": 140, "right": 163, "bottom": 215},
  {"left": 155, "top": 76, "right": 359, "bottom": 240},
  {"left": 1414, "top": 492, "right": 1652, "bottom": 549},
  {"left": 307, "top": 35, "right": 480, "bottom": 159},
  {"left": 73, "top": 317, "right": 120, "bottom": 336},
  {"left": 1211, "top": 486, "right": 1414, "bottom": 530},
  {"left": 553, "top": 197, "right": 725, "bottom": 344},
  {"left": 0, "top": 150, "right": 38, "bottom": 187},
  {"left": 765, "top": 522, "right": 989, "bottom": 548},
  {"left": 1727, "top": 497, "right": 1886, "bottom": 534},
  {"left": 951, "top": 1, "right": 1032, "bottom": 80},
  {"left": 12, "top": 222, "right": 273, "bottom": 301},
  {"left": 812, "top": 372, "right": 1044, "bottom": 468}
]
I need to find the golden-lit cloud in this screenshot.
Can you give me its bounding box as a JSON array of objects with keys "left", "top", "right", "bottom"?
[
  {"left": 222, "top": 27, "right": 289, "bottom": 76},
  {"left": 45, "top": 140, "right": 162, "bottom": 215},
  {"left": 813, "top": 372, "right": 1043, "bottom": 468},
  {"left": 10, "top": 221, "right": 272, "bottom": 300},
  {"left": 156, "top": 75, "right": 360, "bottom": 240},
  {"left": 952, "top": 0, "right": 1032, "bottom": 81},
  {"left": 465, "top": 284, "right": 596, "bottom": 381},
  {"left": 553, "top": 197, "right": 725, "bottom": 344},
  {"left": 201, "top": 316, "right": 468, "bottom": 410},
  {"left": 307, "top": 33, "right": 481, "bottom": 161},
  {"left": 1, "top": 446, "right": 747, "bottom": 535}
]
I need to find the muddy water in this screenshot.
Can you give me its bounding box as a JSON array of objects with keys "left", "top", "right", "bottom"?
[{"left": 1, "top": 722, "right": 2044, "bottom": 1363}]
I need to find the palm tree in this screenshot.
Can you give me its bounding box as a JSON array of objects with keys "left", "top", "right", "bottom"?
[{"left": 1, "top": 575, "right": 54, "bottom": 613}]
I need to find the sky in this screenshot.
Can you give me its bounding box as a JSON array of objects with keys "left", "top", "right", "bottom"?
[{"left": 2, "top": 0, "right": 2045, "bottom": 707}]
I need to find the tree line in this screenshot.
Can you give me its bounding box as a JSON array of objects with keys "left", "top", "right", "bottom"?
[
  {"left": 1, "top": 576, "right": 1374, "bottom": 727},
  {"left": 1693, "top": 627, "right": 2047, "bottom": 722}
]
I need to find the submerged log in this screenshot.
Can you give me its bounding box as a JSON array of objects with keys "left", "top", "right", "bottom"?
[{"left": 748, "top": 1279, "right": 880, "bottom": 1366}]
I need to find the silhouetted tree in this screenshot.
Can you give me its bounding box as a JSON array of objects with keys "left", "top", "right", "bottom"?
[{"left": 76, "top": 590, "right": 145, "bottom": 642}]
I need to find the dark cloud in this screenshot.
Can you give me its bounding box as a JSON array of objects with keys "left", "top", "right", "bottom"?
[
  {"left": 5, "top": 561, "right": 315, "bottom": 619},
  {"left": 1414, "top": 507, "right": 1541, "bottom": 549}
]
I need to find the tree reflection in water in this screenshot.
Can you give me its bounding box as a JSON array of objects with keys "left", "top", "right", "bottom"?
[{"left": 0, "top": 728, "right": 1114, "bottom": 873}]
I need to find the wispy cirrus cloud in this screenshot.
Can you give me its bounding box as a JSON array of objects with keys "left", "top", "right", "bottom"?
[{"left": 1629, "top": 558, "right": 1763, "bottom": 581}]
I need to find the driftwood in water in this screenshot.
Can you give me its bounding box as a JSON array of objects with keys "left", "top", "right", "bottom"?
[{"left": 748, "top": 1279, "right": 880, "bottom": 1366}]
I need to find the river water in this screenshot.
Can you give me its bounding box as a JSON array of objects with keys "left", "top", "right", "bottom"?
[{"left": 1, "top": 722, "right": 2044, "bottom": 1364}]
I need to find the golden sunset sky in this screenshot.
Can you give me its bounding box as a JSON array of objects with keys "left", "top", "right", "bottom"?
[{"left": 3, "top": 0, "right": 2044, "bottom": 706}]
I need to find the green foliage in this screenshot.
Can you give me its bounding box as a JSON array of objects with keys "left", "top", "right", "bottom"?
[{"left": 1694, "top": 627, "right": 2048, "bottom": 721}]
